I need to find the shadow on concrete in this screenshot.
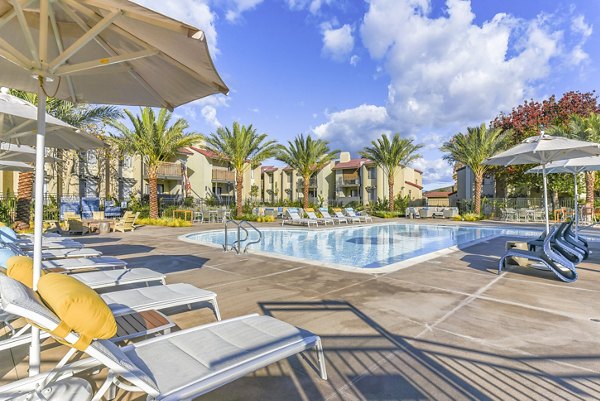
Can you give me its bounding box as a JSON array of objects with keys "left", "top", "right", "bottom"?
[
  {"left": 238, "top": 300, "right": 600, "bottom": 401},
  {"left": 92, "top": 244, "right": 154, "bottom": 257},
  {"left": 119, "top": 254, "right": 209, "bottom": 274},
  {"left": 72, "top": 237, "right": 122, "bottom": 245}
]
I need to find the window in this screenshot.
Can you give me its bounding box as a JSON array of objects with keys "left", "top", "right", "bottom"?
[
  {"left": 157, "top": 184, "right": 164, "bottom": 194},
  {"left": 123, "top": 155, "right": 133, "bottom": 169},
  {"left": 86, "top": 150, "right": 97, "bottom": 165},
  {"left": 368, "top": 168, "right": 377, "bottom": 179}
]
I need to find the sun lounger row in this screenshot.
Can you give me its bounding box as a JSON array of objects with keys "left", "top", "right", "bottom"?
[
  {"left": 0, "top": 227, "right": 327, "bottom": 400},
  {"left": 282, "top": 207, "right": 373, "bottom": 227}
]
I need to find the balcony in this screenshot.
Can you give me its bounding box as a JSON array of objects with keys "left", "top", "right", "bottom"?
[
  {"left": 144, "top": 162, "right": 183, "bottom": 179},
  {"left": 212, "top": 169, "right": 235, "bottom": 182},
  {"left": 338, "top": 178, "right": 360, "bottom": 187},
  {"left": 337, "top": 196, "right": 362, "bottom": 205}
]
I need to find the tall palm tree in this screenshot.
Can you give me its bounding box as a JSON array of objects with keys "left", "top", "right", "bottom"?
[
  {"left": 549, "top": 113, "right": 600, "bottom": 206},
  {"left": 360, "top": 134, "right": 423, "bottom": 211},
  {"left": 203, "top": 122, "right": 279, "bottom": 216},
  {"left": 9, "top": 90, "right": 121, "bottom": 227},
  {"left": 109, "top": 108, "right": 201, "bottom": 219},
  {"left": 441, "top": 124, "right": 509, "bottom": 215},
  {"left": 277, "top": 134, "right": 339, "bottom": 210}
]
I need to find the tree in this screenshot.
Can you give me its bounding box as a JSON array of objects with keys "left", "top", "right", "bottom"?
[
  {"left": 10, "top": 90, "right": 121, "bottom": 228},
  {"left": 441, "top": 124, "right": 509, "bottom": 215},
  {"left": 360, "top": 134, "right": 422, "bottom": 211},
  {"left": 203, "top": 122, "right": 279, "bottom": 216},
  {"left": 109, "top": 108, "right": 201, "bottom": 219},
  {"left": 277, "top": 134, "right": 338, "bottom": 210}
]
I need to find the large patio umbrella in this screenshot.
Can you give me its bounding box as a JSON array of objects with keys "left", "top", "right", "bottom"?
[
  {"left": 483, "top": 133, "right": 600, "bottom": 233},
  {"left": 0, "top": 0, "right": 228, "bottom": 375},
  {"left": 0, "top": 142, "right": 53, "bottom": 163},
  {"left": 527, "top": 156, "right": 600, "bottom": 237},
  {"left": 0, "top": 160, "right": 33, "bottom": 172}
]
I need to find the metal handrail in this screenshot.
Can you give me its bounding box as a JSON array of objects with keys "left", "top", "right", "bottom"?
[{"left": 240, "top": 220, "right": 263, "bottom": 253}]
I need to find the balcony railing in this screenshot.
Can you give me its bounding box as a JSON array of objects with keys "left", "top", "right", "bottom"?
[
  {"left": 337, "top": 196, "right": 362, "bottom": 205},
  {"left": 144, "top": 162, "right": 182, "bottom": 179},
  {"left": 337, "top": 178, "right": 360, "bottom": 187},
  {"left": 212, "top": 169, "right": 235, "bottom": 182}
]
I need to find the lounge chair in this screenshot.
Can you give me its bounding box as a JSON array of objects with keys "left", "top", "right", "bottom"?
[
  {"left": 113, "top": 211, "right": 139, "bottom": 233},
  {"left": 335, "top": 209, "right": 360, "bottom": 223},
  {"left": 351, "top": 208, "right": 373, "bottom": 223},
  {"left": 282, "top": 208, "right": 318, "bottom": 227},
  {"left": 0, "top": 279, "right": 221, "bottom": 352},
  {"left": 305, "top": 208, "right": 333, "bottom": 225},
  {"left": 0, "top": 274, "right": 327, "bottom": 401},
  {"left": 527, "top": 222, "right": 587, "bottom": 263},
  {"left": 0, "top": 226, "right": 84, "bottom": 250},
  {"left": 41, "top": 256, "right": 128, "bottom": 272},
  {"left": 319, "top": 208, "right": 347, "bottom": 224},
  {"left": 499, "top": 224, "right": 577, "bottom": 282}
]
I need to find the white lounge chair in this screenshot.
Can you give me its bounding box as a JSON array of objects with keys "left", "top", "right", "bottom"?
[
  {"left": 345, "top": 208, "right": 372, "bottom": 223},
  {"left": 0, "top": 280, "right": 221, "bottom": 352},
  {"left": 306, "top": 209, "right": 333, "bottom": 225},
  {"left": 319, "top": 208, "right": 347, "bottom": 224},
  {"left": 41, "top": 256, "right": 128, "bottom": 272},
  {"left": 282, "top": 208, "right": 318, "bottom": 227},
  {"left": 0, "top": 226, "right": 84, "bottom": 250},
  {"left": 0, "top": 274, "right": 327, "bottom": 401},
  {"left": 335, "top": 209, "right": 360, "bottom": 223}
]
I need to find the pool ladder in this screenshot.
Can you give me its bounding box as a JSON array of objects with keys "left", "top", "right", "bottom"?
[{"left": 223, "top": 220, "right": 263, "bottom": 254}]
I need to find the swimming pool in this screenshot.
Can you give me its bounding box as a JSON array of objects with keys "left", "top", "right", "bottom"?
[{"left": 181, "top": 223, "right": 537, "bottom": 272}]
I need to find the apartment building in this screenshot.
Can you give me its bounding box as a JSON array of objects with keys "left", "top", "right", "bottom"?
[{"left": 333, "top": 152, "right": 423, "bottom": 206}]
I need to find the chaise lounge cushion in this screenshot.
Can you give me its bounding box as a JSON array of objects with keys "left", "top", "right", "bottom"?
[
  {"left": 6, "top": 256, "right": 45, "bottom": 288},
  {"left": 37, "top": 273, "right": 117, "bottom": 349},
  {"left": 0, "top": 226, "right": 18, "bottom": 243}
]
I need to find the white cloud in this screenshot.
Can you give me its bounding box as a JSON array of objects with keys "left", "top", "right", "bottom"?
[
  {"left": 286, "top": 0, "right": 332, "bottom": 14},
  {"left": 201, "top": 105, "right": 221, "bottom": 128},
  {"left": 321, "top": 23, "right": 355, "bottom": 61},
  {"left": 571, "top": 15, "right": 592, "bottom": 37},
  {"left": 568, "top": 15, "right": 592, "bottom": 65},
  {"left": 412, "top": 158, "right": 453, "bottom": 184},
  {"left": 225, "top": 0, "right": 264, "bottom": 22},
  {"left": 313, "top": 104, "right": 391, "bottom": 150},
  {"left": 350, "top": 54, "right": 360, "bottom": 66},
  {"left": 134, "top": 0, "right": 219, "bottom": 55}
]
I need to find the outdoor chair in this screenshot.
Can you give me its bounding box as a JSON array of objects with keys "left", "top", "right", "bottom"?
[
  {"left": 0, "top": 274, "right": 327, "bottom": 401},
  {"left": 345, "top": 208, "right": 372, "bottom": 223},
  {"left": 499, "top": 224, "right": 578, "bottom": 283},
  {"left": 517, "top": 208, "right": 529, "bottom": 222},
  {"left": 92, "top": 211, "right": 105, "bottom": 220},
  {"left": 320, "top": 208, "right": 347, "bottom": 224},
  {"left": 335, "top": 209, "right": 359, "bottom": 223},
  {"left": 282, "top": 208, "right": 318, "bottom": 227},
  {"left": 113, "top": 211, "right": 139, "bottom": 233},
  {"left": 305, "top": 208, "right": 333, "bottom": 225},
  {"left": 3, "top": 241, "right": 103, "bottom": 261},
  {"left": 504, "top": 208, "right": 517, "bottom": 221}
]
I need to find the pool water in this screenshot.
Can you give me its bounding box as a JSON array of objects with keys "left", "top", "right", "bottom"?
[{"left": 182, "top": 223, "right": 537, "bottom": 270}]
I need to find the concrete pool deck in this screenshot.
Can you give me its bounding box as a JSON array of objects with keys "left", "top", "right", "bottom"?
[{"left": 1, "top": 219, "right": 600, "bottom": 400}]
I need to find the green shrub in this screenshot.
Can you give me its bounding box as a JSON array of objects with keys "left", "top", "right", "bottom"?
[
  {"left": 136, "top": 217, "right": 192, "bottom": 227},
  {"left": 461, "top": 213, "right": 483, "bottom": 221},
  {"left": 371, "top": 210, "right": 404, "bottom": 218}
]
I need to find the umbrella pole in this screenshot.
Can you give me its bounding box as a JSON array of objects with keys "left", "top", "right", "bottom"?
[
  {"left": 543, "top": 165, "right": 550, "bottom": 234},
  {"left": 574, "top": 173, "right": 579, "bottom": 239},
  {"left": 29, "top": 79, "right": 47, "bottom": 377}
]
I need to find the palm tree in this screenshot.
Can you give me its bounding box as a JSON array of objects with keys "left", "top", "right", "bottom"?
[
  {"left": 109, "top": 108, "right": 201, "bottom": 219},
  {"left": 548, "top": 113, "right": 600, "bottom": 206},
  {"left": 359, "top": 134, "right": 423, "bottom": 211},
  {"left": 203, "top": 122, "right": 279, "bottom": 216},
  {"left": 441, "top": 124, "right": 509, "bottom": 215},
  {"left": 277, "top": 134, "right": 339, "bottom": 210},
  {"left": 9, "top": 90, "right": 121, "bottom": 227}
]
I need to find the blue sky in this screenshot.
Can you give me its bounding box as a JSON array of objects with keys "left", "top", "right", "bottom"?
[{"left": 137, "top": 0, "right": 600, "bottom": 190}]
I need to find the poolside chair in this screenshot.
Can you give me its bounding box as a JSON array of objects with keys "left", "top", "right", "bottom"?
[
  {"left": 0, "top": 274, "right": 327, "bottom": 401},
  {"left": 41, "top": 256, "right": 129, "bottom": 272},
  {"left": 0, "top": 226, "right": 84, "bottom": 250},
  {"left": 319, "top": 208, "right": 347, "bottom": 224},
  {"left": 0, "top": 276, "right": 221, "bottom": 352},
  {"left": 527, "top": 222, "right": 588, "bottom": 262},
  {"left": 113, "top": 211, "right": 139, "bottom": 233},
  {"left": 305, "top": 208, "right": 333, "bottom": 225},
  {"left": 282, "top": 208, "right": 318, "bottom": 227},
  {"left": 334, "top": 208, "right": 360, "bottom": 223},
  {"left": 499, "top": 224, "right": 578, "bottom": 283},
  {"left": 354, "top": 208, "right": 374, "bottom": 223}
]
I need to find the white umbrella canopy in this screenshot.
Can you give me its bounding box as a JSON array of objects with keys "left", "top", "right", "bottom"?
[
  {"left": 527, "top": 156, "right": 600, "bottom": 236},
  {"left": 0, "top": 89, "right": 103, "bottom": 149},
  {"left": 0, "top": 0, "right": 229, "bottom": 375},
  {"left": 0, "top": 0, "right": 228, "bottom": 108},
  {"left": 0, "top": 159, "right": 33, "bottom": 172},
  {"left": 0, "top": 142, "right": 54, "bottom": 162},
  {"left": 484, "top": 133, "right": 600, "bottom": 233}
]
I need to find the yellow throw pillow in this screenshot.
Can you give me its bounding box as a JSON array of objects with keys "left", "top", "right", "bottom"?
[
  {"left": 37, "top": 273, "right": 117, "bottom": 350},
  {"left": 6, "top": 256, "right": 45, "bottom": 289}
]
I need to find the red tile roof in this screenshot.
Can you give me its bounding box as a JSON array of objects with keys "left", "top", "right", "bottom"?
[
  {"left": 178, "top": 147, "right": 193, "bottom": 155},
  {"left": 423, "top": 191, "right": 451, "bottom": 198},
  {"left": 190, "top": 146, "right": 221, "bottom": 160},
  {"left": 282, "top": 166, "right": 294, "bottom": 172},
  {"left": 413, "top": 168, "right": 423, "bottom": 174},
  {"left": 261, "top": 166, "right": 278, "bottom": 173},
  {"left": 333, "top": 158, "right": 371, "bottom": 170},
  {"left": 405, "top": 181, "right": 423, "bottom": 190}
]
